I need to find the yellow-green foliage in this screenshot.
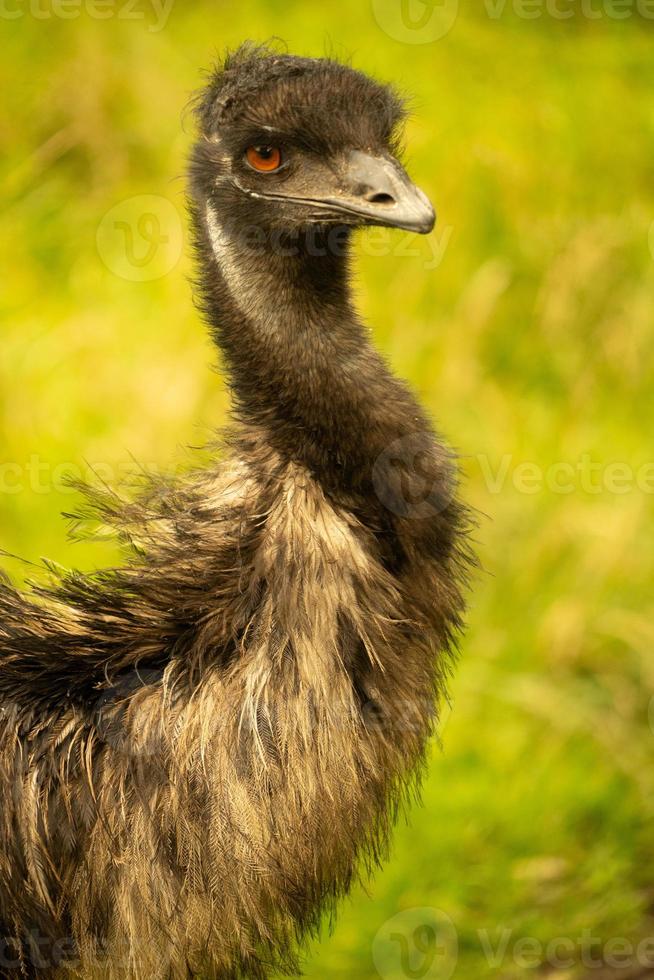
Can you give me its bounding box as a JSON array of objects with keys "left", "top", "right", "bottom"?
[{"left": 1, "top": 4, "right": 652, "bottom": 977}]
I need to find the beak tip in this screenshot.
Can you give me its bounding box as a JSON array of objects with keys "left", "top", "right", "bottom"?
[
  {"left": 418, "top": 208, "right": 436, "bottom": 235},
  {"left": 413, "top": 191, "right": 436, "bottom": 235},
  {"left": 389, "top": 183, "right": 435, "bottom": 234}
]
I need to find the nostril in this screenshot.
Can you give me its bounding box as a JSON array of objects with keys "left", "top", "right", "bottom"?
[{"left": 366, "top": 191, "right": 396, "bottom": 206}]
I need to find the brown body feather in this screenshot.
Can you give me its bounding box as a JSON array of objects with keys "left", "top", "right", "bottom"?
[{"left": 0, "top": 46, "right": 473, "bottom": 979}]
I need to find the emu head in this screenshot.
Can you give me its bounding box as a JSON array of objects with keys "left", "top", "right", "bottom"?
[{"left": 191, "top": 46, "right": 435, "bottom": 242}]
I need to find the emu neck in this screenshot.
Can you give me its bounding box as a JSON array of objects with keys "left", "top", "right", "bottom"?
[{"left": 200, "top": 208, "right": 426, "bottom": 496}]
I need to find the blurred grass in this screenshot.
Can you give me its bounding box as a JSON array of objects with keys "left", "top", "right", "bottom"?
[{"left": 1, "top": 3, "right": 653, "bottom": 978}]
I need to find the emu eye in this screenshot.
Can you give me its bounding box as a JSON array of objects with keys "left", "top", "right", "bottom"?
[{"left": 245, "top": 145, "right": 282, "bottom": 173}]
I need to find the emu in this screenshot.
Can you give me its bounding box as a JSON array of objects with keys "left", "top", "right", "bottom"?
[{"left": 0, "top": 46, "right": 472, "bottom": 979}]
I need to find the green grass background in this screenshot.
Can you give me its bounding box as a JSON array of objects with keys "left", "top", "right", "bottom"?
[{"left": 1, "top": 2, "right": 653, "bottom": 977}]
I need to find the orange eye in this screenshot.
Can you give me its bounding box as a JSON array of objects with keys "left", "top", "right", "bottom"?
[{"left": 245, "top": 145, "right": 282, "bottom": 173}]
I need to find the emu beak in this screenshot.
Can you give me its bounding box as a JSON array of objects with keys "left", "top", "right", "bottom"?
[{"left": 326, "top": 150, "right": 436, "bottom": 234}]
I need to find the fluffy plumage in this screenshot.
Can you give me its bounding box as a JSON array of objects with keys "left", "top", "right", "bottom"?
[{"left": 0, "top": 45, "right": 473, "bottom": 979}]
